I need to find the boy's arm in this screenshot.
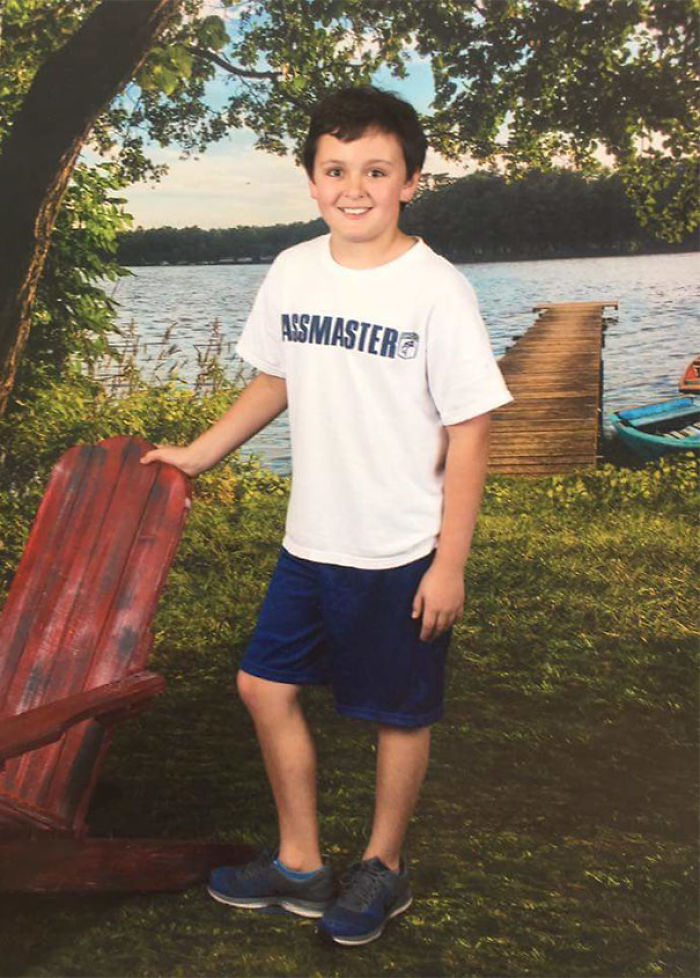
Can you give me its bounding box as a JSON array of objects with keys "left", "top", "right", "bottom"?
[
  {"left": 140, "top": 372, "right": 287, "bottom": 476},
  {"left": 412, "top": 411, "right": 491, "bottom": 641},
  {"left": 434, "top": 411, "right": 491, "bottom": 571}
]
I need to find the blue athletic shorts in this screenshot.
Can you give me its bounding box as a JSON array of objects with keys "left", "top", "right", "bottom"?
[{"left": 239, "top": 546, "right": 452, "bottom": 728}]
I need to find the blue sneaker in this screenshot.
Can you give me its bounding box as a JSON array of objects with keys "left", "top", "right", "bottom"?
[
  {"left": 318, "top": 856, "right": 413, "bottom": 946},
  {"left": 207, "top": 847, "right": 336, "bottom": 918}
]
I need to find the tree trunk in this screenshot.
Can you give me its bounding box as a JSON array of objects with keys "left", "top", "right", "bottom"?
[{"left": 0, "top": 0, "right": 181, "bottom": 417}]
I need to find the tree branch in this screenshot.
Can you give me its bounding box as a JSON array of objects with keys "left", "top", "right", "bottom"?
[{"left": 186, "top": 45, "right": 280, "bottom": 81}]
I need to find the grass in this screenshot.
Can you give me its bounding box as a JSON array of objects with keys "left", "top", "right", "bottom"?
[{"left": 0, "top": 413, "right": 697, "bottom": 975}]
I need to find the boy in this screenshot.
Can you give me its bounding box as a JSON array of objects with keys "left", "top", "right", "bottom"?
[{"left": 140, "top": 86, "right": 513, "bottom": 946}]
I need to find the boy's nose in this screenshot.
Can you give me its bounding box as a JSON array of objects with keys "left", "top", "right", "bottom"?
[{"left": 345, "top": 173, "right": 367, "bottom": 197}]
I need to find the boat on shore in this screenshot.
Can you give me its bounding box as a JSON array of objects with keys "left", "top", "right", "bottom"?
[
  {"left": 679, "top": 355, "right": 700, "bottom": 394},
  {"left": 609, "top": 396, "right": 700, "bottom": 461}
]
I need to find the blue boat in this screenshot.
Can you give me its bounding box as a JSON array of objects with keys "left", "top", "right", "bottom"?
[{"left": 609, "top": 396, "right": 700, "bottom": 461}]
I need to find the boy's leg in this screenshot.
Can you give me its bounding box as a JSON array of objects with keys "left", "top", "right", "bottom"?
[
  {"left": 362, "top": 723, "right": 431, "bottom": 871},
  {"left": 317, "top": 722, "right": 426, "bottom": 945},
  {"left": 237, "top": 669, "right": 323, "bottom": 872},
  {"left": 316, "top": 553, "right": 448, "bottom": 944}
]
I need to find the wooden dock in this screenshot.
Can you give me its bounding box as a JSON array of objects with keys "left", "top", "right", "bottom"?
[{"left": 488, "top": 300, "right": 618, "bottom": 477}]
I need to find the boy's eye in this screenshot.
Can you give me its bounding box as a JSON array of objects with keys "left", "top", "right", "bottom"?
[
  {"left": 368, "top": 168, "right": 386, "bottom": 178},
  {"left": 326, "top": 167, "right": 342, "bottom": 177}
]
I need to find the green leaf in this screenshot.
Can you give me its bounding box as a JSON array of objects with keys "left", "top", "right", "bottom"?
[
  {"left": 169, "top": 45, "right": 194, "bottom": 79},
  {"left": 198, "top": 15, "right": 229, "bottom": 52}
]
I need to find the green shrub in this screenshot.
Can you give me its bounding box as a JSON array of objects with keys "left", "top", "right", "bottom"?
[
  {"left": 482, "top": 452, "right": 698, "bottom": 513},
  {"left": 10, "top": 163, "right": 133, "bottom": 410},
  {"left": 544, "top": 454, "right": 698, "bottom": 508}
]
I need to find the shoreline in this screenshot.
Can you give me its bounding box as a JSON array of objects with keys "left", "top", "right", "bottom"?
[{"left": 118, "top": 245, "right": 699, "bottom": 269}]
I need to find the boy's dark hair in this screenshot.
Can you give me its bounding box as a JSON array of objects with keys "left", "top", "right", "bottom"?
[{"left": 302, "top": 86, "right": 428, "bottom": 180}]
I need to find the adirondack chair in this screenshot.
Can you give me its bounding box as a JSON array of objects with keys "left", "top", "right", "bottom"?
[{"left": 0, "top": 435, "right": 251, "bottom": 891}]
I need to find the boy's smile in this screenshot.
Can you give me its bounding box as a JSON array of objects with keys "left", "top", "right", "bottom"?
[{"left": 308, "top": 128, "right": 421, "bottom": 267}]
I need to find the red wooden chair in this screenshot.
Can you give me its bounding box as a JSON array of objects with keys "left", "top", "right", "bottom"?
[{"left": 0, "top": 435, "right": 250, "bottom": 891}]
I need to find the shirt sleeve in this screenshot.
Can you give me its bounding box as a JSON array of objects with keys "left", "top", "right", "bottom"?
[
  {"left": 426, "top": 270, "right": 514, "bottom": 425},
  {"left": 235, "top": 260, "right": 286, "bottom": 378}
]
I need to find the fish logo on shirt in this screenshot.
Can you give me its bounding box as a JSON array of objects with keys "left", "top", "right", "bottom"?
[{"left": 398, "top": 332, "right": 419, "bottom": 359}]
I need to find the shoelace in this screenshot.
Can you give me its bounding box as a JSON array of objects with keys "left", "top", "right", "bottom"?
[
  {"left": 337, "top": 861, "right": 388, "bottom": 910},
  {"left": 236, "top": 846, "right": 277, "bottom": 880}
]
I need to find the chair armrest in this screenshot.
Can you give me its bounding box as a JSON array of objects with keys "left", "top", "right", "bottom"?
[{"left": 0, "top": 671, "right": 166, "bottom": 764}]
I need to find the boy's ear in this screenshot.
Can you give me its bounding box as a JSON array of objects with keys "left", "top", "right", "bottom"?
[
  {"left": 400, "top": 169, "right": 421, "bottom": 203},
  {"left": 308, "top": 176, "right": 319, "bottom": 200}
]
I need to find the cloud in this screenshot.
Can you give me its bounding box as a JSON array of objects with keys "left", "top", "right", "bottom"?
[{"left": 121, "top": 133, "right": 319, "bottom": 228}]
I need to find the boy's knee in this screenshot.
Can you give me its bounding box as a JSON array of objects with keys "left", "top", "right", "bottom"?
[{"left": 236, "top": 669, "right": 298, "bottom": 713}]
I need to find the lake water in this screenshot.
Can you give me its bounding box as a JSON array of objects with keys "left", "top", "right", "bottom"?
[{"left": 110, "top": 251, "right": 699, "bottom": 473}]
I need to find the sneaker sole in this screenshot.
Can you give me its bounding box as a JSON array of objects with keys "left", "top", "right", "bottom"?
[
  {"left": 320, "top": 894, "right": 413, "bottom": 946},
  {"left": 207, "top": 886, "right": 331, "bottom": 919}
]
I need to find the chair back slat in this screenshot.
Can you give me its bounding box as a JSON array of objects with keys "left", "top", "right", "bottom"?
[
  {"left": 0, "top": 437, "right": 191, "bottom": 834},
  {"left": 0, "top": 445, "right": 94, "bottom": 700},
  {"left": 3, "top": 443, "right": 130, "bottom": 722}
]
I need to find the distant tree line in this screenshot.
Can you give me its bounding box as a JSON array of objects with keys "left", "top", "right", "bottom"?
[
  {"left": 117, "top": 218, "right": 327, "bottom": 266},
  {"left": 403, "top": 168, "right": 698, "bottom": 262},
  {"left": 117, "top": 168, "right": 698, "bottom": 267}
]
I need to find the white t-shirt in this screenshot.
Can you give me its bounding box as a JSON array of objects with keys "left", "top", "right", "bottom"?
[{"left": 236, "top": 233, "right": 513, "bottom": 569}]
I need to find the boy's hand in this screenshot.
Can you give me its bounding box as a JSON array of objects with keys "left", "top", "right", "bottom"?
[
  {"left": 139, "top": 444, "right": 205, "bottom": 478},
  {"left": 411, "top": 562, "right": 465, "bottom": 642}
]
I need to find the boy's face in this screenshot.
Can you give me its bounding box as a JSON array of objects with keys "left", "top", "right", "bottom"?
[{"left": 308, "top": 127, "right": 420, "bottom": 249}]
